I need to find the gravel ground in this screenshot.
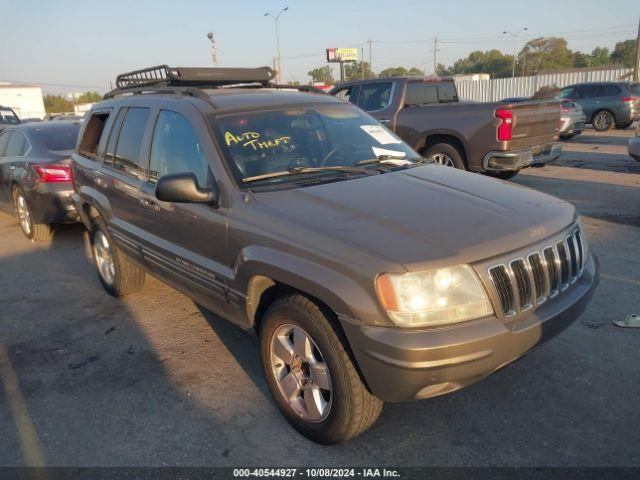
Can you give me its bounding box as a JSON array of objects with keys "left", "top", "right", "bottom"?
[{"left": 0, "top": 128, "right": 638, "bottom": 467}]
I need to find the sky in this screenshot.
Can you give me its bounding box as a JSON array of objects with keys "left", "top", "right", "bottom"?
[{"left": 0, "top": 0, "right": 638, "bottom": 94}]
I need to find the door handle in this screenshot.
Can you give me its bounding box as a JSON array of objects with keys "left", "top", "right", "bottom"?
[
  {"left": 9, "top": 165, "right": 15, "bottom": 171},
  {"left": 138, "top": 197, "right": 160, "bottom": 212}
]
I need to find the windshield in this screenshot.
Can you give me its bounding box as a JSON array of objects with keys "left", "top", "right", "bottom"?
[
  {"left": 0, "top": 109, "right": 20, "bottom": 125},
  {"left": 211, "top": 104, "right": 421, "bottom": 187}
]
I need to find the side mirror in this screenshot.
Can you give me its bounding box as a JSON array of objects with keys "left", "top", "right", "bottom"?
[{"left": 155, "top": 172, "right": 219, "bottom": 206}]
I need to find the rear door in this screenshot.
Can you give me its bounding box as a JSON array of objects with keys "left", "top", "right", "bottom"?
[
  {"left": 138, "top": 103, "right": 232, "bottom": 318},
  {"left": 101, "top": 106, "right": 152, "bottom": 259},
  {"left": 0, "top": 130, "right": 30, "bottom": 207}
]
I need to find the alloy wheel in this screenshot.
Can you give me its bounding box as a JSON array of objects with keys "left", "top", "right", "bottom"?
[
  {"left": 93, "top": 231, "right": 115, "bottom": 286},
  {"left": 269, "top": 324, "right": 332, "bottom": 422},
  {"left": 593, "top": 112, "right": 611, "bottom": 130},
  {"left": 15, "top": 194, "right": 32, "bottom": 236},
  {"left": 430, "top": 153, "right": 455, "bottom": 167}
]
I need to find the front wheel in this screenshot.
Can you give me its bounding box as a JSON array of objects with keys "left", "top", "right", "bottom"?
[
  {"left": 260, "top": 294, "right": 382, "bottom": 444},
  {"left": 422, "top": 143, "right": 466, "bottom": 170},
  {"left": 13, "top": 187, "right": 53, "bottom": 242},
  {"left": 592, "top": 111, "right": 613, "bottom": 131}
]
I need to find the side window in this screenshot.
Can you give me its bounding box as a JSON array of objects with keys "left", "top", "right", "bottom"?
[
  {"left": 5, "top": 131, "right": 28, "bottom": 157},
  {"left": 358, "top": 83, "right": 393, "bottom": 111},
  {"left": 437, "top": 83, "right": 458, "bottom": 103},
  {"left": 78, "top": 109, "right": 112, "bottom": 160},
  {"left": 558, "top": 87, "right": 574, "bottom": 99},
  {"left": 404, "top": 82, "right": 438, "bottom": 106},
  {"left": 105, "top": 108, "right": 126, "bottom": 164},
  {"left": 149, "top": 110, "right": 209, "bottom": 187},
  {"left": 334, "top": 86, "right": 357, "bottom": 104},
  {"left": 0, "top": 131, "right": 11, "bottom": 157},
  {"left": 112, "top": 107, "right": 150, "bottom": 177},
  {"left": 579, "top": 85, "right": 604, "bottom": 98},
  {"left": 602, "top": 85, "right": 621, "bottom": 96}
]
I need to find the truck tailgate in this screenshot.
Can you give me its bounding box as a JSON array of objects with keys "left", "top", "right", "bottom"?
[{"left": 505, "top": 100, "right": 560, "bottom": 150}]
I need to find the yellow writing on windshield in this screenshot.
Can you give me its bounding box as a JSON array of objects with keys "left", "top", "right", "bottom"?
[{"left": 225, "top": 131, "right": 291, "bottom": 151}]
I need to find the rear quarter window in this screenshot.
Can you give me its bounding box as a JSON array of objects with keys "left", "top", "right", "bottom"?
[
  {"left": 603, "top": 85, "right": 622, "bottom": 96},
  {"left": 78, "top": 109, "right": 112, "bottom": 159}
]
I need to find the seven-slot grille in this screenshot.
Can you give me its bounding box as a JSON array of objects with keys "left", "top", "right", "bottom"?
[{"left": 488, "top": 228, "right": 585, "bottom": 317}]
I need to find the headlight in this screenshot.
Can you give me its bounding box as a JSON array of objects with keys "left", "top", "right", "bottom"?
[{"left": 376, "top": 265, "right": 493, "bottom": 328}]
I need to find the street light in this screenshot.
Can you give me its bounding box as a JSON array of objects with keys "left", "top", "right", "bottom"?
[
  {"left": 503, "top": 27, "right": 528, "bottom": 78},
  {"left": 264, "top": 6, "right": 289, "bottom": 83}
]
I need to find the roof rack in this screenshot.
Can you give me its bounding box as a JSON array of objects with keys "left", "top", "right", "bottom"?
[{"left": 103, "top": 65, "right": 325, "bottom": 101}]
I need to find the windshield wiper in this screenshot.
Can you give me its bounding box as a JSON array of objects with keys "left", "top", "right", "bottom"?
[
  {"left": 242, "top": 165, "right": 366, "bottom": 183},
  {"left": 356, "top": 155, "right": 426, "bottom": 166}
]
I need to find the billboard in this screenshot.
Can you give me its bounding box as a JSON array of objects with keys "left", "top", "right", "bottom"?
[{"left": 326, "top": 48, "right": 358, "bottom": 63}]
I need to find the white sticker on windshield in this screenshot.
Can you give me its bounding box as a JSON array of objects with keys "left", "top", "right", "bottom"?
[
  {"left": 360, "top": 125, "right": 401, "bottom": 144},
  {"left": 371, "top": 147, "right": 409, "bottom": 164}
]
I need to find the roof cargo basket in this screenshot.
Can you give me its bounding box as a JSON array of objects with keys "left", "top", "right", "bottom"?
[{"left": 115, "top": 65, "right": 275, "bottom": 89}]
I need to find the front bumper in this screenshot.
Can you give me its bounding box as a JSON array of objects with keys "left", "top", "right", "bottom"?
[
  {"left": 27, "top": 183, "right": 78, "bottom": 224},
  {"left": 340, "top": 254, "right": 598, "bottom": 403},
  {"left": 483, "top": 143, "right": 562, "bottom": 172}
]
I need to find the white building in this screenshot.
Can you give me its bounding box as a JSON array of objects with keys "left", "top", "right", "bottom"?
[{"left": 0, "top": 83, "right": 46, "bottom": 120}]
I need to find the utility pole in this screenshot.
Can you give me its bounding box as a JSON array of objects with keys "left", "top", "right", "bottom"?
[
  {"left": 361, "top": 47, "right": 365, "bottom": 79},
  {"left": 634, "top": 16, "right": 640, "bottom": 82},
  {"left": 503, "top": 27, "right": 528, "bottom": 78},
  {"left": 368, "top": 39, "right": 372, "bottom": 75},
  {"left": 264, "top": 7, "right": 289, "bottom": 83},
  {"left": 432, "top": 37, "right": 439, "bottom": 75},
  {"left": 206, "top": 32, "right": 217, "bottom": 66}
]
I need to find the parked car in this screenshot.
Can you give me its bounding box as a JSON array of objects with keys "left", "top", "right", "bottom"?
[
  {"left": 0, "top": 121, "right": 81, "bottom": 240},
  {"left": 72, "top": 65, "right": 598, "bottom": 444},
  {"left": 0, "top": 105, "right": 21, "bottom": 132},
  {"left": 559, "top": 99, "right": 586, "bottom": 139},
  {"left": 628, "top": 124, "right": 640, "bottom": 162},
  {"left": 330, "top": 77, "right": 562, "bottom": 179},
  {"left": 558, "top": 82, "right": 640, "bottom": 131}
]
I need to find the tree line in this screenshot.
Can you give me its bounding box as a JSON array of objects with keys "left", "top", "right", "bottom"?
[
  {"left": 307, "top": 37, "right": 637, "bottom": 84},
  {"left": 43, "top": 91, "right": 102, "bottom": 113}
]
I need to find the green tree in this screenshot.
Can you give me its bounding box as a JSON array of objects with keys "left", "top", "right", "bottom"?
[
  {"left": 435, "top": 63, "right": 449, "bottom": 76},
  {"left": 590, "top": 47, "right": 611, "bottom": 67},
  {"left": 610, "top": 39, "right": 636, "bottom": 68},
  {"left": 43, "top": 95, "right": 74, "bottom": 113},
  {"left": 343, "top": 61, "right": 374, "bottom": 81},
  {"left": 378, "top": 66, "right": 425, "bottom": 78},
  {"left": 77, "top": 91, "right": 102, "bottom": 104},
  {"left": 447, "top": 49, "right": 513, "bottom": 77},
  {"left": 518, "top": 37, "right": 574, "bottom": 74},
  {"left": 307, "top": 66, "right": 335, "bottom": 84}
]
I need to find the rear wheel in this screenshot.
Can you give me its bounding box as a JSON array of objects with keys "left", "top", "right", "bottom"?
[
  {"left": 13, "top": 187, "right": 53, "bottom": 242},
  {"left": 592, "top": 110, "right": 613, "bottom": 131},
  {"left": 422, "top": 143, "right": 466, "bottom": 170},
  {"left": 90, "top": 218, "right": 145, "bottom": 297},
  {"left": 260, "top": 294, "right": 382, "bottom": 444}
]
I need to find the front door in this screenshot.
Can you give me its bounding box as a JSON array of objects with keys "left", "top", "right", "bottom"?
[{"left": 138, "top": 105, "right": 232, "bottom": 318}]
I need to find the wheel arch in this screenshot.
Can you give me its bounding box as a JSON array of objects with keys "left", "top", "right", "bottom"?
[{"left": 418, "top": 133, "right": 468, "bottom": 167}]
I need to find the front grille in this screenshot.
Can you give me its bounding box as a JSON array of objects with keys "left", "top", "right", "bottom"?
[{"left": 487, "top": 227, "right": 585, "bottom": 318}]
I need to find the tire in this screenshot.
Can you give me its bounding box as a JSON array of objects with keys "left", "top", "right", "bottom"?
[
  {"left": 485, "top": 170, "right": 520, "bottom": 180},
  {"left": 259, "top": 294, "right": 383, "bottom": 444},
  {"left": 615, "top": 122, "right": 633, "bottom": 130},
  {"left": 422, "top": 143, "right": 467, "bottom": 170},
  {"left": 13, "top": 187, "right": 53, "bottom": 242},
  {"left": 90, "top": 217, "right": 145, "bottom": 297},
  {"left": 592, "top": 110, "right": 613, "bottom": 131}
]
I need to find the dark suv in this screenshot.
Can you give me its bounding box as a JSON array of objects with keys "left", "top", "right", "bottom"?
[
  {"left": 72, "top": 66, "right": 598, "bottom": 444},
  {"left": 558, "top": 82, "right": 640, "bottom": 131}
]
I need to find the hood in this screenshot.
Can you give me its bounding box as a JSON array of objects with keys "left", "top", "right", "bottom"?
[{"left": 252, "top": 165, "right": 576, "bottom": 271}]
